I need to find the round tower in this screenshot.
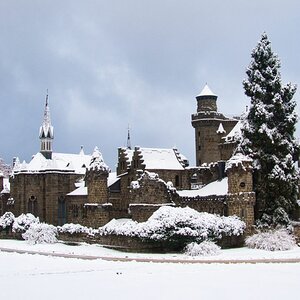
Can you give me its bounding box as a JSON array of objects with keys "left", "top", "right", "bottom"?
[
  {"left": 196, "top": 84, "right": 218, "bottom": 112},
  {"left": 191, "top": 84, "right": 238, "bottom": 166}
]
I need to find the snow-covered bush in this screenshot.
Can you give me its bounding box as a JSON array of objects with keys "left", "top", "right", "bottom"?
[
  {"left": 184, "top": 241, "right": 221, "bottom": 256},
  {"left": 100, "top": 206, "right": 245, "bottom": 249},
  {"left": 245, "top": 229, "right": 296, "bottom": 251},
  {"left": 0, "top": 212, "right": 15, "bottom": 229},
  {"left": 58, "top": 223, "right": 94, "bottom": 235},
  {"left": 12, "top": 213, "right": 39, "bottom": 233},
  {"left": 22, "top": 223, "right": 58, "bottom": 244}
]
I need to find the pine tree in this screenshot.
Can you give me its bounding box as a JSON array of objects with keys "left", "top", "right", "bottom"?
[{"left": 241, "top": 33, "right": 299, "bottom": 226}]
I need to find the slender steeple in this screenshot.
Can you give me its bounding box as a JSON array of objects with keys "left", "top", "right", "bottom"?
[
  {"left": 127, "top": 125, "right": 131, "bottom": 150},
  {"left": 39, "top": 92, "right": 54, "bottom": 159}
]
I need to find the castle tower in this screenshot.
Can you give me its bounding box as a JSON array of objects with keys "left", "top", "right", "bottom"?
[
  {"left": 39, "top": 93, "right": 54, "bottom": 159},
  {"left": 191, "top": 84, "right": 238, "bottom": 166},
  {"left": 85, "top": 147, "right": 110, "bottom": 204},
  {"left": 226, "top": 151, "right": 256, "bottom": 231}
]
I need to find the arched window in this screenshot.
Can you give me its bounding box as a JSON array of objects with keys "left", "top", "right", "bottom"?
[
  {"left": 241, "top": 208, "right": 247, "bottom": 218},
  {"left": 28, "top": 196, "right": 38, "bottom": 216},
  {"left": 58, "top": 196, "right": 67, "bottom": 225}
]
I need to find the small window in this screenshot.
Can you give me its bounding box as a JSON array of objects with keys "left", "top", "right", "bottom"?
[
  {"left": 240, "top": 182, "right": 246, "bottom": 188},
  {"left": 241, "top": 208, "right": 247, "bottom": 218},
  {"left": 175, "top": 175, "right": 180, "bottom": 187},
  {"left": 72, "top": 205, "right": 79, "bottom": 218}
]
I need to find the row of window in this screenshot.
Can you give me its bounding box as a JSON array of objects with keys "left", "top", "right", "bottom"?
[{"left": 41, "top": 140, "right": 52, "bottom": 151}]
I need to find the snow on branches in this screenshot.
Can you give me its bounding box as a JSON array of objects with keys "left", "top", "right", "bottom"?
[
  {"left": 22, "top": 223, "right": 58, "bottom": 245},
  {"left": 245, "top": 229, "right": 296, "bottom": 251},
  {"left": 241, "top": 33, "right": 299, "bottom": 225},
  {"left": 184, "top": 241, "right": 221, "bottom": 256},
  {"left": 99, "top": 206, "right": 245, "bottom": 246}
]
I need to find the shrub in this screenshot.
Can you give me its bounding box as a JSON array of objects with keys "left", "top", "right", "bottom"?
[
  {"left": 100, "top": 206, "right": 246, "bottom": 249},
  {"left": 184, "top": 241, "right": 221, "bottom": 256},
  {"left": 12, "top": 213, "right": 40, "bottom": 233},
  {"left": 0, "top": 212, "right": 15, "bottom": 229},
  {"left": 245, "top": 229, "right": 296, "bottom": 251},
  {"left": 22, "top": 223, "right": 58, "bottom": 245},
  {"left": 58, "top": 223, "right": 94, "bottom": 235}
]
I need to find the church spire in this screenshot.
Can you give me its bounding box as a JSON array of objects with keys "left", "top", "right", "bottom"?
[
  {"left": 127, "top": 125, "right": 131, "bottom": 150},
  {"left": 39, "top": 91, "right": 54, "bottom": 159}
]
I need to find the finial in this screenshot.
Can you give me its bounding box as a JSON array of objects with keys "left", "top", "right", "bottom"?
[
  {"left": 127, "top": 124, "right": 132, "bottom": 150},
  {"left": 46, "top": 89, "right": 49, "bottom": 107}
]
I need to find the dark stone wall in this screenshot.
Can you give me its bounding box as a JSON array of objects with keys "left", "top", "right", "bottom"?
[{"left": 10, "top": 172, "right": 82, "bottom": 225}]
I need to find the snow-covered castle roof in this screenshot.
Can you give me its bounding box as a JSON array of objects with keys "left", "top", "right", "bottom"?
[
  {"left": 135, "top": 147, "right": 189, "bottom": 170},
  {"left": 197, "top": 84, "right": 217, "bottom": 97},
  {"left": 0, "top": 178, "right": 10, "bottom": 194},
  {"left": 177, "top": 177, "right": 228, "bottom": 197},
  {"left": 12, "top": 150, "right": 92, "bottom": 175},
  {"left": 224, "top": 120, "right": 243, "bottom": 142}
]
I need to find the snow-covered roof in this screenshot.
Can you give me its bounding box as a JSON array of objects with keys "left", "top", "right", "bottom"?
[
  {"left": 67, "top": 186, "right": 87, "bottom": 196},
  {"left": 67, "top": 172, "right": 120, "bottom": 196},
  {"left": 225, "top": 152, "right": 252, "bottom": 171},
  {"left": 197, "top": 84, "right": 217, "bottom": 97},
  {"left": 0, "top": 178, "right": 10, "bottom": 194},
  {"left": 108, "top": 172, "right": 119, "bottom": 187},
  {"left": 13, "top": 151, "right": 92, "bottom": 175},
  {"left": 177, "top": 177, "right": 228, "bottom": 197},
  {"left": 137, "top": 147, "right": 188, "bottom": 170},
  {"left": 224, "top": 120, "right": 242, "bottom": 142}
]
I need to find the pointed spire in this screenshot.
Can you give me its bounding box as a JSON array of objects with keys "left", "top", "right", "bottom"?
[
  {"left": 39, "top": 91, "right": 54, "bottom": 159},
  {"left": 127, "top": 124, "right": 132, "bottom": 150}
]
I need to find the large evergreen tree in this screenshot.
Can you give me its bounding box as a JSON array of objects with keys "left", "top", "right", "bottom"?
[{"left": 241, "top": 33, "right": 299, "bottom": 225}]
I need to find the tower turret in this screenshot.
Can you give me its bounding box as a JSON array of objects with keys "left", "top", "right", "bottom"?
[
  {"left": 196, "top": 84, "right": 217, "bottom": 112},
  {"left": 39, "top": 93, "right": 54, "bottom": 159}
]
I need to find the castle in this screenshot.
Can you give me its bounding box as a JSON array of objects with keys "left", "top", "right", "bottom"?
[{"left": 0, "top": 85, "right": 256, "bottom": 231}]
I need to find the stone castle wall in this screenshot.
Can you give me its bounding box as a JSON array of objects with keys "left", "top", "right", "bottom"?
[{"left": 10, "top": 172, "right": 82, "bottom": 226}]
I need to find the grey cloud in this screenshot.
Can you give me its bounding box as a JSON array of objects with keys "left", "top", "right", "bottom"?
[{"left": 0, "top": 0, "right": 299, "bottom": 168}]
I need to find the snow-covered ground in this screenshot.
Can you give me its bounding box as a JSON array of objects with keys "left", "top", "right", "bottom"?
[
  {"left": 0, "top": 240, "right": 300, "bottom": 300},
  {"left": 1, "top": 239, "right": 300, "bottom": 261}
]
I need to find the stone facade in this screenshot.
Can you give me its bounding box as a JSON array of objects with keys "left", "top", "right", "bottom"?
[
  {"left": 129, "top": 171, "right": 176, "bottom": 222},
  {"left": 226, "top": 153, "right": 256, "bottom": 231},
  {"left": 9, "top": 171, "right": 82, "bottom": 225}
]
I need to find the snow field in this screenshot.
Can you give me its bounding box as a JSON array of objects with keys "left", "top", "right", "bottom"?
[{"left": 0, "top": 250, "right": 299, "bottom": 300}]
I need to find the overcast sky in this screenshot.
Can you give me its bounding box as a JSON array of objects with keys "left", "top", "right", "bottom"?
[{"left": 0, "top": 0, "right": 300, "bottom": 169}]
